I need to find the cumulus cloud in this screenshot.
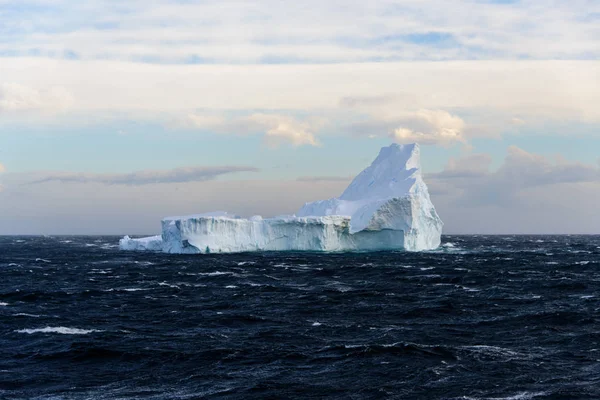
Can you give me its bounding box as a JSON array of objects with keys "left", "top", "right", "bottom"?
[
  {"left": 347, "top": 109, "right": 468, "bottom": 146},
  {"left": 187, "top": 113, "right": 321, "bottom": 147},
  {"left": 390, "top": 110, "right": 467, "bottom": 146},
  {"left": 0, "top": 83, "right": 73, "bottom": 113},
  {"left": 248, "top": 114, "right": 320, "bottom": 147},
  {"left": 28, "top": 165, "right": 258, "bottom": 186}
]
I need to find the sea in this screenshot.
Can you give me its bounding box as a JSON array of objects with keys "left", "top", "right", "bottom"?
[{"left": 1, "top": 235, "right": 599, "bottom": 399}]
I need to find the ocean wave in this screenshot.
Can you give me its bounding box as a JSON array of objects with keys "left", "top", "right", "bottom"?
[
  {"left": 458, "top": 391, "right": 548, "bottom": 400},
  {"left": 16, "top": 327, "right": 101, "bottom": 335},
  {"left": 316, "top": 342, "right": 458, "bottom": 360},
  {"left": 461, "top": 345, "right": 523, "bottom": 359},
  {"left": 157, "top": 282, "right": 180, "bottom": 289}
]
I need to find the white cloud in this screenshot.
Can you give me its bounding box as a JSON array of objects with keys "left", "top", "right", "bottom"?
[
  {"left": 248, "top": 114, "right": 320, "bottom": 147},
  {"left": 342, "top": 106, "right": 469, "bottom": 146},
  {"left": 187, "top": 114, "right": 226, "bottom": 129},
  {"left": 0, "top": 83, "right": 73, "bottom": 114},
  {"left": 1, "top": 0, "right": 598, "bottom": 62},
  {"left": 2, "top": 59, "right": 595, "bottom": 132},
  {"left": 390, "top": 110, "right": 467, "bottom": 146},
  {"left": 187, "top": 112, "right": 321, "bottom": 147}
]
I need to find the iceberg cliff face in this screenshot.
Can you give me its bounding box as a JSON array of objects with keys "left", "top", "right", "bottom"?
[
  {"left": 120, "top": 143, "right": 443, "bottom": 253},
  {"left": 155, "top": 215, "right": 407, "bottom": 254}
]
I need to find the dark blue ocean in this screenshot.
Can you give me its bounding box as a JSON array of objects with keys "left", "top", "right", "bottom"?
[{"left": 1, "top": 235, "right": 599, "bottom": 399}]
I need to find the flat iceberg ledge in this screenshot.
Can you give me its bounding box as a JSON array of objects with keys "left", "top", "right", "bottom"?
[{"left": 120, "top": 143, "right": 443, "bottom": 253}]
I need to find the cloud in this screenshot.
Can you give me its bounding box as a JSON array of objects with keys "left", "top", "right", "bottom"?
[
  {"left": 248, "top": 114, "right": 320, "bottom": 147},
  {"left": 429, "top": 146, "right": 600, "bottom": 205},
  {"left": 0, "top": 83, "right": 73, "bottom": 113},
  {"left": 3, "top": 167, "right": 599, "bottom": 235},
  {"left": 187, "top": 114, "right": 226, "bottom": 128},
  {"left": 347, "top": 109, "right": 468, "bottom": 146},
  {"left": 389, "top": 110, "right": 467, "bottom": 146},
  {"left": 28, "top": 165, "right": 259, "bottom": 186},
  {"left": 433, "top": 153, "right": 493, "bottom": 179},
  {"left": 339, "top": 95, "right": 398, "bottom": 108},
  {"left": 296, "top": 175, "right": 352, "bottom": 182},
  {"left": 0, "top": 176, "right": 351, "bottom": 234},
  {"left": 187, "top": 112, "right": 322, "bottom": 147},
  {"left": 1, "top": 59, "right": 598, "bottom": 130},
  {"left": 2, "top": 144, "right": 600, "bottom": 235},
  {"left": 499, "top": 146, "right": 600, "bottom": 188},
  {"left": 1, "top": 0, "right": 598, "bottom": 63},
  {"left": 425, "top": 146, "right": 600, "bottom": 233}
]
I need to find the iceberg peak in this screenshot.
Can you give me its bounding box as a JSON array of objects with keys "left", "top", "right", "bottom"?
[
  {"left": 340, "top": 143, "right": 422, "bottom": 202},
  {"left": 297, "top": 143, "right": 441, "bottom": 242}
]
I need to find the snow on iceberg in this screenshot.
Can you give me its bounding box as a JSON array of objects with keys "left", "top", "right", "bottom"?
[{"left": 120, "top": 143, "right": 443, "bottom": 253}]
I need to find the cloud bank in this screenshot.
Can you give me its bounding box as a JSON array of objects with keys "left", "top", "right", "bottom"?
[
  {"left": 2, "top": 150, "right": 599, "bottom": 235},
  {"left": 2, "top": 0, "right": 598, "bottom": 63},
  {"left": 28, "top": 166, "right": 259, "bottom": 186},
  {"left": 428, "top": 146, "right": 600, "bottom": 205},
  {"left": 2, "top": 60, "right": 596, "bottom": 140}
]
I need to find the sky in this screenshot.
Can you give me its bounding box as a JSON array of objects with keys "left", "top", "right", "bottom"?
[{"left": 0, "top": 0, "right": 599, "bottom": 234}]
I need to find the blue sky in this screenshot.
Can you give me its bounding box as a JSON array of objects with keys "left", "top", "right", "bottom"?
[{"left": 0, "top": 0, "right": 599, "bottom": 234}]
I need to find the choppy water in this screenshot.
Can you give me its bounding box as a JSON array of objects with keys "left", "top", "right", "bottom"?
[{"left": 1, "top": 235, "right": 599, "bottom": 399}]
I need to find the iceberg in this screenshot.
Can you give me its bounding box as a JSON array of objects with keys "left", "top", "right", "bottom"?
[{"left": 120, "top": 143, "right": 443, "bottom": 253}]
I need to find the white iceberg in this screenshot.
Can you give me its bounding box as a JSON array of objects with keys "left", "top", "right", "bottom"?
[{"left": 120, "top": 143, "right": 443, "bottom": 253}]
